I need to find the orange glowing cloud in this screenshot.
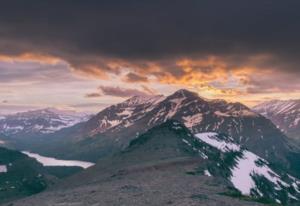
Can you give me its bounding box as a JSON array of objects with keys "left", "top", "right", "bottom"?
[
  {"left": 0, "top": 53, "right": 62, "bottom": 65},
  {"left": 1, "top": 51, "right": 299, "bottom": 106}
]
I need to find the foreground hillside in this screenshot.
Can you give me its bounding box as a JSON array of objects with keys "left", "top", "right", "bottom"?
[{"left": 5, "top": 121, "right": 299, "bottom": 206}]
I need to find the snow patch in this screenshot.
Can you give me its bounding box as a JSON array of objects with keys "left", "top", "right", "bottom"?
[
  {"left": 117, "top": 109, "right": 133, "bottom": 117},
  {"left": 182, "top": 113, "right": 203, "bottom": 128},
  {"left": 182, "top": 139, "right": 191, "bottom": 146},
  {"left": 195, "top": 132, "right": 240, "bottom": 152},
  {"left": 214, "top": 111, "right": 231, "bottom": 117},
  {"left": 164, "top": 97, "right": 186, "bottom": 121},
  {"left": 195, "top": 132, "right": 300, "bottom": 199},
  {"left": 204, "top": 169, "right": 212, "bottom": 177},
  {"left": 230, "top": 151, "right": 289, "bottom": 195},
  {"left": 0, "top": 165, "right": 7, "bottom": 173}
]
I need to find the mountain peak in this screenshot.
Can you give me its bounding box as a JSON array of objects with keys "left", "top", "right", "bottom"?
[
  {"left": 173, "top": 89, "right": 197, "bottom": 96},
  {"left": 170, "top": 89, "right": 204, "bottom": 100},
  {"left": 123, "top": 95, "right": 165, "bottom": 106}
]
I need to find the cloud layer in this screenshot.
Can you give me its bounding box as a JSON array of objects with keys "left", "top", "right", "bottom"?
[
  {"left": 0, "top": 1, "right": 300, "bottom": 111},
  {"left": 86, "top": 86, "right": 154, "bottom": 98},
  {"left": 1, "top": 1, "right": 300, "bottom": 69}
]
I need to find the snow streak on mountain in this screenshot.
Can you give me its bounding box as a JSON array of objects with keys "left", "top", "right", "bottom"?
[{"left": 253, "top": 100, "right": 300, "bottom": 141}]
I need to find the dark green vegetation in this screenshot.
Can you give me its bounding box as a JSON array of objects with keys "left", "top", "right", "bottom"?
[
  {"left": 220, "top": 188, "right": 282, "bottom": 206},
  {"left": 0, "top": 147, "right": 85, "bottom": 204},
  {"left": 0, "top": 147, "right": 49, "bottom": 204}
]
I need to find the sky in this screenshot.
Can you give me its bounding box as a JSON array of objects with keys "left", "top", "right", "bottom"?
[{"left": 1, "top": 1, "right": 300, "bottom": 114}]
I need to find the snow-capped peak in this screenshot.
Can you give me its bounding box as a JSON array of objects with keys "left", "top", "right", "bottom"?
[
  {"left": 0, "top": 108, "right": 90, "bottom": 136},
  {"left": 123, "top": 95, "right": 165, "bottom": 106}
]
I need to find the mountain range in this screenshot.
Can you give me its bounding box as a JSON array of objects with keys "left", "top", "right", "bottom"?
[
  {"left": 1, "top": 89, "right": 300, "bottom": 205},
  {"left": 7, "top": 90, "right": 297, "bottom": 177},
  {"left": 0, "top": 108, "right": 90, "bottom": 150},
  {"left": 0, "top": 108, "right": 90, "bottom": 138}
]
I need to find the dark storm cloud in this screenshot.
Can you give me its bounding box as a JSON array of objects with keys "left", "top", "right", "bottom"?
[
  {"left": 0, "top": 61, "right": 81, "bottom": 83},
  {"left": 124, "top": 73, "right": 148, "bottom": 83},
  {"left": 0, "top": 0, "right": 300, "bottom": 74},
  {"left": 85, "top": 93, "right": 102, "bottom": 98}
]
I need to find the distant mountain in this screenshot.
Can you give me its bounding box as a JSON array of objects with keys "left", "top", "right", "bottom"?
[
  {"left": 0, "top": 108, "right": 90, "bottom": 138},
  {"left": 253, "top": 100, "right": 300, "bottom": 141},
  {"left": 7, "top": 121, "right": 300, "bottom": 206}
]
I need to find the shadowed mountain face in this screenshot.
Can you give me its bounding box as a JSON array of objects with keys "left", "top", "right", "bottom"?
[
  {"left": 5, "top": 121, "right": 299, "bottom": 206},
  {"left": 0, "top": 147, "right": 50, "bottom": 204},
  {"left": 17, "top": 90, "right": 298, "bottom": 178},
  {"left": 253, "top": 100, "right": 300, "bottom": 142}
]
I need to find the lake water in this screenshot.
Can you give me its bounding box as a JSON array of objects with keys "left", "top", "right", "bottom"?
[{"left": 22, "top": 151, "right": 95, "bottom": 169}]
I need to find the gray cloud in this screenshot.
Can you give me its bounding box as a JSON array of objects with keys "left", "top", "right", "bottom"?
[
  {"left": 124, "top": 72, "right": 148, "bottom": 83},
  {"left": 98, "top": 86, "right": 150, "bottom": 97},
  {"left": 0, "top": 61, "right": 80, "bottom": 83},
  {"left": 0, "top": 0, "right": 299, "bottom": 75},
  {"left": 85, "top": 93, "right": 102, "bottom": 98}
]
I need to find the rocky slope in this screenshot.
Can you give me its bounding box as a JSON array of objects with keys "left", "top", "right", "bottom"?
[
  {"left": 194, "top": 132, "right": 300, "bottom": 205},
  {"left": 5, "top": 121, "right": 299, "bottom": 206},
  {"left": 253, "top": 100, "right": 300, "bottom": 142}
]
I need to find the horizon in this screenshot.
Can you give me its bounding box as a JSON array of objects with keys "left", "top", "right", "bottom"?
[
  {"left": 2, "top": 88, "right": 300, "bottom": 115},
  {"left": 1, "top": 88, "right": 300, "bottom": 115}
]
